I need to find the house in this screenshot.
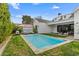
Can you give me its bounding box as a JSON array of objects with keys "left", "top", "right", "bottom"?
[
  {"left": 21, "top": 7, "right": 79, "bottom": 39},
  {"left": 33, "top": 13, "right": 74, "bottom": 34},
  {"left": 48, "top": 13, "right": 74, "bottom": 34},
  {"left": 19, "top": 24, "right": 33, "bottom": 34},
  {"left": 33, "top": 7, "right": 79, "bottom": 39},
  {"left": 33, "top": 17, "right": 51, "bottom": 33}
]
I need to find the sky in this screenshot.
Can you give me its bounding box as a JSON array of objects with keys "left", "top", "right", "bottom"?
[{"left": 8, "top": 3, "right": 79, "bottom": 24}]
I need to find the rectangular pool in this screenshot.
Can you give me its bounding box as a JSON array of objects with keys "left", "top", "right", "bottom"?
[{"left": 23, "top": 34, "right": 65, "bottom": 54}]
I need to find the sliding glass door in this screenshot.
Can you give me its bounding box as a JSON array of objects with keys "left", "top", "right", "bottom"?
[{"left": 57, "top": 24, "right": 74, "bottom": 34}]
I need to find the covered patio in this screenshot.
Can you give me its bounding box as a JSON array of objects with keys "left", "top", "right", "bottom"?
[{"left": 48, "top": 19, "right": 74, "bottom": 35}]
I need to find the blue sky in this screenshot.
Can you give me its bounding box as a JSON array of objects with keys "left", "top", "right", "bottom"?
[{"left": 8, "top": 3, "right": 79, "bottom": 24}]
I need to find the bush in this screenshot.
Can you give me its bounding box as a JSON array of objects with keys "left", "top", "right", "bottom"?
[
  {"left": 12, "top": 25, "right": 23, "bottom": 34},
  {"left": 0, "top": 4, "right": 13, "bottom": 43},
  {"left": 33, "top": 25, "right": 38, "bottom": 33},
  {"left": 17, "top": 26, "right": 23, "bottom": 33}
]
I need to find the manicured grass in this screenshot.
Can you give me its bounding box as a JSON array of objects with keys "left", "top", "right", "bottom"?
[
  {"left": 38, "top": 41, "right": 79, "bottom": 56},
  {"left": 2, "top": 35, "right": 79, "bottom": 56},
  {"left": 2, "top": 35, "right": 35, "bottom": 56},
  {"left": 43, "top": 33, "right": 68, "bottom": 38}
]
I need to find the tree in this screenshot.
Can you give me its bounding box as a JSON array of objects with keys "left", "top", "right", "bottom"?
[
  {"left": 22, "top": 15, "right": 33, "bottom": 24},
  {"left": 0, "top": 3, "right": 13, "bottom": 43}
]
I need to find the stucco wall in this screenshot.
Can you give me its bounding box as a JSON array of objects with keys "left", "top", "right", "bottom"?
[
  {"left": 74, "top": 8, "right": 79, "bottom": 39},
  {"left": 33, "top": 20, "right": 51, "bottom": 33},
  {"left": 33, "top": 20, "right": 39, "bottom": 27},
  {"left": 37, "top": 23, "right": 51, "bottom": 33},
  {"left": 49, "top": 25, "right": 57, "bottom": 33}
]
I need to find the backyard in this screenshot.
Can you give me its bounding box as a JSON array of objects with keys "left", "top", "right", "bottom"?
[
  {"left": 2, "top": 35, "right": 79, "bottom": 56},
  {"left": 0, "top": 3, "right": 79, "bottom": 56}
]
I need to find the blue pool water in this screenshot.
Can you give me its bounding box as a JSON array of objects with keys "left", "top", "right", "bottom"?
[{"left": 23, "top": 34, "right": 65, "bottom": 49}]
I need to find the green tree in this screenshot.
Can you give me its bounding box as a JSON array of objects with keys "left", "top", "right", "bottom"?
[
  {"left": 22, "top": 15, "right": 33, "bottom": 24},
  {"left": 0, "top": 3, "right": 13, "bottom": 43}
]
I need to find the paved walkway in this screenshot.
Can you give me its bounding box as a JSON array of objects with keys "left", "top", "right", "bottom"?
[
  {"left": 0, "top": 36, "right": 12, "bottom": 56},
  {"left": 64, "top": 36, "right": 74, "bottom": 40}
]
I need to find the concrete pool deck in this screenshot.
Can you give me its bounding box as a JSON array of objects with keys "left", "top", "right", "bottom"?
[{"left": 21, "top": 35, "right": 74, "bottom": 54}]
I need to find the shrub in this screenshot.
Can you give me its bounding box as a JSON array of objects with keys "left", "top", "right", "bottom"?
[
  {"left": 17, "top": 26, "right": 23, "bottom": 33},
  {"left": 12, "top": 25, "right": 23, "bottom": 34},
  {"left": 33, "top": 25, "right": 38, "bottom": 33},
  {"left": 0, "top": 4, "right": 13, "bottom": 43}
]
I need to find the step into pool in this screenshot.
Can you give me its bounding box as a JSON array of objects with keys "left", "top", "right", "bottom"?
[{"left": 23, "top": 34, "right": 68, "bottom": 54}]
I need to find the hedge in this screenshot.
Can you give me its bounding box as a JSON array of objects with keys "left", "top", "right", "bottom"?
[{"left": 0, "top": 3, "right": 13, "bottom": 43}]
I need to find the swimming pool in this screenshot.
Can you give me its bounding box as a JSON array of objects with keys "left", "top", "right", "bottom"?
[{"left": 22, "top": 34, "right": 70, "bottom": 54}]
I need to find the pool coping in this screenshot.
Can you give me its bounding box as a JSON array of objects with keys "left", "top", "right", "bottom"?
[{"left": 21, "top": 35, "right": 74, "bottom": 54}]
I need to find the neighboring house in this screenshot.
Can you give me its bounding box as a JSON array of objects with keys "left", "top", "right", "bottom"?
[{"left": 19, "top": 24, "right": 33, "bottom": 33}]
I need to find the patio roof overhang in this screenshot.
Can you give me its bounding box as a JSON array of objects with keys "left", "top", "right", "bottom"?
[{"left": 48, "top": 19, "right": 74, "bottom": 25}]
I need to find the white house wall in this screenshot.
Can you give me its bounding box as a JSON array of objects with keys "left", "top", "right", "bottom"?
[
  {"left": 37, "top": 23, "right": 51, "bottom": 33},
  {"left": 33, "top": 19, "right": 39, "bottom": 26},
  {"left": 74, "top": 8, "right": 79, "bottom": 39},
  {"left": 33, "top": 20, "right": 51, "bottom": 33},
  {"left": 49, "top": 25, "right": 57, "bottom": 33}
]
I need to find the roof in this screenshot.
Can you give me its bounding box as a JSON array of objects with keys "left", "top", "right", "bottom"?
[
  {"left": 52, "top": 13, "right": 74, "bottom": 22},
  {"left": 34, "top": 18, "right": 51, "bottom": 23},
  {"left": 18, "top": 24, "right": 32, "bottom": 28}
]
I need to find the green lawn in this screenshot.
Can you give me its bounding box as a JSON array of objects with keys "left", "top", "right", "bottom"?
[
  {"left": 2, "top": 35, "right": 79, "bottom": 56},
  {"left": 2, "top": 35, "right": 35, "bottom": 56},
  {"left": 38, "top": 41, "right": 79, "bottom": 56}
]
